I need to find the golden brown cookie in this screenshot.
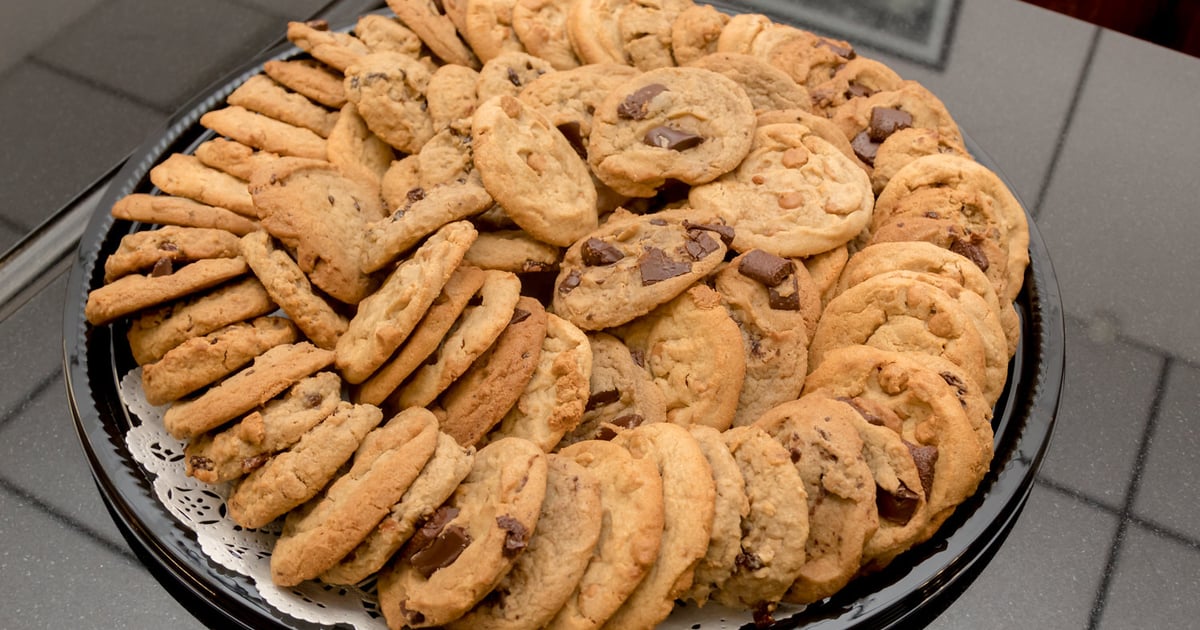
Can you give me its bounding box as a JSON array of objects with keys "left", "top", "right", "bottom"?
[
  {"left": 227, "top": 74, "right": 340, "bottom": 138},
  {"left": 84, "top": 257, "right": 249, "bottom": 326},
  {"left": 148, "top": 153, "right": 256, "bottom": 217},
  {"left": 110, "top": 194, "right": 259, "bottom": 236}
]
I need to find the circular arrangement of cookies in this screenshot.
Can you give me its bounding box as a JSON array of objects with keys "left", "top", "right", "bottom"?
[{"left": 83, "top": 0, "right": 1031, "bottom": 627}]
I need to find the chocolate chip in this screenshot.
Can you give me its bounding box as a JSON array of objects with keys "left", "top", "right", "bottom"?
[
  {"left": 906, "top": 442, "right": 938, "bottom": 498},
  {"left": 557, "top": 121, "right": 587, "bottom": 159},
  {"left": 410, "top": 524, "right": 470, "bottom": 578},
  {"left": 768, "top": 276, "right": 801, "bottom": 311},
  {"left": 240, "top": 454, "right": 269, "bottom": 474},
  {"left": 158, "top": 241, "right": 179, "bottom": 252},
  {"left": 737, "top": 250, "right": 793, "bottom": 287},
  {"left": 838, "top": 396, "right": 885, "bottom": 426},
  {"left": 949, "top": 236, "right": 990, "bottom": 272},
  {"left": 497, "top": 515, "right": 529, "bottom": 558},
  {"left": 617, "top": 83, "right": 668, "bottom": 120},
  {"left": 846, "top": 81, "right": 877, "bottom": 99},
  {"left": 877, "top": 482, "right": 921, "bottom": 525},
  {"left": 683, "top": 221, "right": 735, "bottom": 247},
  {"left": 644, "top": 126, "right": 704, "bottom": 151},
  {"left": 629, "top": 348, "right": 645, "bottom": 367},
  {"left": 188, "top": 455, "right": 214, "bottom": 472},
  {"left": 638, "top": 247, "right": 692, "bottom": 285},
  {"left": 736, "top": 551, "right": 764, "bottom": 572},
  {"left": 684, "top": 230, "right": 720, "bottom": 260},
  {"left": 595, "top": 426, "right": 618, "bottom": 441},
  {"left": 586, "top": 389, "right": 621, "bottom": 411},
  {"left": 817, "top": 38, "right": 856, "bottom": 59},
  {"left": 410, "top": 506, "right": 459, "bottom": 550},
  {"left": 612, "top": 414, "right": 644, "bottom": 429},
  {"left": 851, "top": 130, "right": 879, "bottom": 165},
  {"left": 407, "top": 187, "right": 426, "bottom": 203},
  {"left": 581, "top": 238, "right": 625, "bottom": 266},
  {"left": 939, "top": 371, "right": 968, "bottom": 396},
  {"left": 506, "top": 67, "right": 522, "bottom": 86},
  {"left": 150, "top": 258, "right": 173, "bottom": 277},
  {"left": 510, "top": 308, "right": 531, "bottom": 325},
  {"left": 868, "top": 107, "right": 913, "bottom": 142},
  {"left": 558, "top": 269, "right": 582, "bottom": 294},
  {"left": 305, "top": 19, "right": 329, "bottom": 30},
  {"left": 303, "top": 392, "right": 324, "bottom": 408},
  {"left": 752, "top": 603, "right": 777, "bottom": 628}
]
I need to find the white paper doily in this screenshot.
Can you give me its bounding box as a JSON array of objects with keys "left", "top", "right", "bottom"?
[{"left": 119, "top": 368, "right": 777, "bottom": 629}]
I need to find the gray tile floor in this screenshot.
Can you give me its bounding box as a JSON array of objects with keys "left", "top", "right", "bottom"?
[{"left": 1, "top": 0, "right": 1199, "bottom": 628}]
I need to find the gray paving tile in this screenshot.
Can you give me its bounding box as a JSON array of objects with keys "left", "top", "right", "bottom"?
[
  {"left": 1036, "top": 29, "right": 1200, "bottom": 364},
  {"left": 0, "top": 489, "right": 204, "bottom": 629},
  {"left": 0, "top": 222, "right": 19, "bottom": 256},
  {"left": 1133, "top": 359, "right": 1200, "bottom": 541},
  {"left": 232, "top": 0, "right": 336, "bottom": 19},
  {"left": 33, "top": 0, "right": 284, "bottom": 112},
  {"left": 1096, "top": 523, "right": 1200, "bottom": 630},
  {"left": 0, "top": 61, "right": 163, "bottom": 239},
  {"left": 927, "top": 484, "right": 1118, "bottom": 629},
  {"left": 1036, "top": 317, "right": 1163, "bottom": 508},
  {"left": 0, "top": 0, "right": 105, "bottom": 75},
  {"left": 864, "top": 0, "right": 1096, "bottom": 207},
  {"left": 0, "top": 269, "right": 70, "bottom": 420}
]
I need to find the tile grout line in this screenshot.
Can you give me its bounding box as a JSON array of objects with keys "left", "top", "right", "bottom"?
[
  {"left": 0, "top": 475, "right": 138, "bottom": 562},
  {"left": 24, "top": 55, "right": 170, "bottom": 115},
  {"left": 1036, "top": 475, "right": 1200, "bottom": 550},
  {"left": 1085, "top": 354, "right": 1174, "bottom": 630},
  {"left": 0, "top": 366, "right": 65, "bottom": 431},
  {"left": 1031, "top": 25, "right": 1102, "bottom": 221}
]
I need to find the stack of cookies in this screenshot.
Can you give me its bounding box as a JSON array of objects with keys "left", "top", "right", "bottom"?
[{"left": 83, "top": 0, "right": 1030, "bottom": 627}]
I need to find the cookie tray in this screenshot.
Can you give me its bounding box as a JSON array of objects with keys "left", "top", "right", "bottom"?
[{"left": 62, "top": 6, "right": 1066, "bottom": 629}]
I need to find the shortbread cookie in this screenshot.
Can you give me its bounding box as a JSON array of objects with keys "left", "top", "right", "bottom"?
[
  {"left": 612, "top": 284, "right": 745, "bottom": 431},
  {"left": 485, "top": 312, "right": 591, "bottom": 450},
  {"left": 228, "top": 74, "right": 340, "bottom": 138},
  {"left": 103, "top": 226, "right": 242, "bottom": 283},
  {"left": 262, "top": 58, "right": 348, "bottom": 109},
  {"left": 194, "top": 138, "right": 281, "bottom": 182},
  {"left": 605, "top": 423, "right": 714, "bottom": 629},
  {"left": 363, "top": 183, "right": 493, "bottom": 273},
  {"left": 549, "top": 439, "right": 665, "bottom": 630},
  {"left": 141, "top": 316, "right": 297, "bottom": 406},
  {"left": 326, "top": 102, "right": 396, "bottom": 189},
  {"left": 551, "top": 208, "right": 729, "bottom": 330},
  {"left": 355, "top": 265, "right": 486, "bottom": 405},
  {"left": 394, "top": 268, "right": 521, "bottom": 407},
  {"left": 809, "top": 56, "right": 905, "bottom": 115},
  {"left": 199, "top": 105, "right": 328, "bottom": 160},
  {"left": 227, "top": 401, "right": 383, "bottom": 529},
  {"left": 148, "top": 153, "right": 256, "bottom": 217},
  {"left": 85, "top": 256, "right": 249, "bottom": 326},
  {"left": 336, "top": 221, "right": 477, "bottom": 383},
  {"left": 753, "top": 394, "right": 879, "bottom": 605},
  {"left": 162, "top": 342, "right": 336, "bottom": 440},
  {"left": 712, "top": 425, "right": 809, "bottom": 615},
  {"left": 588, "top": 67, "right": 756, "bottom": 197},
  {"left": 801, "top": 345, "right": 992, "bottom": 545},
  {"left": 439, "top": 296, "right": 549, "bottom": 446},
  {"left": 559, "top": 332, "right": 667, "bottom": 446},
  {"left": 714, "top": 250, "right": 816, "bottom": 426},
  {"left": 239, "top": 230, "right": 348, "bottom": 350},
  {"left": 249, "top": 157, "right": 383, "bottom": 304},
  {"left": 808, "top": 272, "right": 990, "bottom": 399},
  {"left": 463, "top": 0, "right": 527, "bottom": 62},
  {"left": 688, "top": 121, "right": 874, "bottom": 257},
  {"left": 354, "top": 13, "right": 425, "bottom": 56},
  {"left": 110, "top": 193, "right": 258, "bottom": 235},
  {"left": 472, "top": 94, "right": 598, "bottom": 246},
  {"left": 449, "top": 454, "right": 602, "bottom": 629},
  {"left": 669, "top": 3, "right": 728, "bottom": 65},
  {"left": 385, "top": 0, "right": 482, "bottom": 68},
  {"left": 462, "top": 230, "right": 561, "bottom": 273},
  {"left": 184, "top": 371, "right": 343, "bottom": 484},
  {"left": 686, "top": 52, "right": 810, "bottom": 113},
  {"left": 476, "top": 51, "right": 555, "bottom": 101},
  {"left": 125, "top": 276, "right": 275, "bottom": 365},
  {"left": 512, "top": 0, "right": 581, "bottom": 69},
  {"left": 377, "top": 437, "right": 548, "bottom": 628},
  {"left": 344, "top": 52, "right": 436, "bottom": 154},
  {"left": 271, "top": 408, "right": 440, "bottom": 586},
  {"left": 287, "top": 20, "right": 370, "bottom": 72},
  {"left": 683, "top": 425, "right": 748, "bottom": 605},
  {"left": 321, "top": 432, "right": 476, "bottom": 585},
  {"left": 427, "top": 64, "right": 481, "bottom": 129}
]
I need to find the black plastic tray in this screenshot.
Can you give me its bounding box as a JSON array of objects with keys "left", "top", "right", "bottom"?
[{"left": 63, "top": 7, "right": 1065, "bottom": 629}]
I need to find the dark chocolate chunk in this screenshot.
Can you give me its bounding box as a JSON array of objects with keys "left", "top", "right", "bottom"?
[
  {"left": 768, "top": 276, "right": 801, "bottom": 311},
  {"left": 684, "top": 230, "right": 720, "bottom": 260},
  {"left": 150, "top": 258, "right": 174, "bottom": 277},
  {"left": 906, "top": 442, "right": 939, "bottom": 498},
  {"left": 581, "top": 238, "right": 625, "bottom": 266},
  {"left": 644, "top": 126, "right": 704, "bottom": 151},
  {"left": 737, "top": 250, "right": 793, "bottom": 287},
  {"left": 876, "top": 482, "right": 921, "bottom": 525},
  {"left": 158, "top": 241, "right": 179, "bottom": 252},
  {"left": 188, "top": 455, "right": 213, "bottom": 472},
  {"left": 240, "top": 454, "right": 269, "bottom": 474},
  {"left": 638, "top": 247, "right": 692, "bottom": 285},
  {"left": 407, "top": 187, "right": 426, "bottom": 203},
  {"left": 867, "top": 107, "right": 913, "bottom": 142},
  {"left": 683, "top": 220, "right": 735, "bottom": 247},
  {"left": 735, "top": 551, "right": 764, "bottom": 572},
  {"left": 409, "top": 506, "right": 460, "bottom": 552},
  {"left": 558, "top": 269, "right": 582, "bottom": 294},
  {"left": 629, "top": 348, "right": 645, "bottom": 367},
  {"left": 305, "top": 19, "right": 329, "bottom": 30},
  {"left": 557, "top": 121, "right": 588, "bottom": 159},
  {"left": 851, "top": 130, "right": 879, "bottom": 165},
  {"left": 510, "top": 308, "right": 532, "bottom": 325},
  {"left": 846, "top": 81, "right": 877, "bottom": 99},
  {"left": 507, "top": 67, "right": 522, "bottom": 87},
  {"left": 497, "top": 515, "right": 529, "bottom": 558},
  {"left": 617, "top": 83, "right": 668, "bottom": 120},
  {"left": 586, "top": 389, "right": 621, "bottom": 411},
  {"left": 817, "top": 38, "right": 856, "bottom": 59},
  {"left": 611, "top": 414, "right": 644, "bottom": 429},
  {"left": 410, "top": 524, "right": 471, "bottom": 578},
  {"left": 949, "top": 236, "right": 990, "bottom": 272}
]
